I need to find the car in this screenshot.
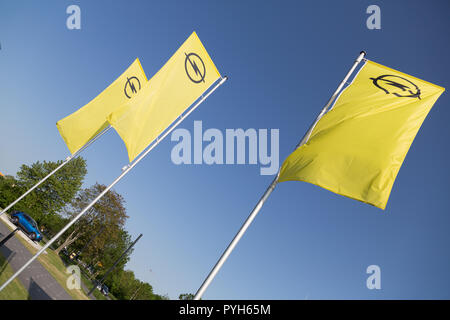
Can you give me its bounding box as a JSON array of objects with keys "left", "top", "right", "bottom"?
[
  {"left": 86, "top": 265, "right": 95, "bottom": 274},
  {"left": 61, "top": 247, "right": 69, "bottom": 256},
  {"left": 101, "top": 284, "right": 109, "bottom": 296},
  {"left": 10, "top": 211, "right": 43, "bottom": 242}
]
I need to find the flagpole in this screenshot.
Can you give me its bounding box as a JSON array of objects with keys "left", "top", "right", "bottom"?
[
  {"left": 194, "top": 176, "right": 278, "bottom": 300},
  {"left": 0, "top": 76, "right": 228, "bottom": 292},
  {"left": 295, "top": 51, "right": 366, "bottom": 148},
  {"left": 193, "top": 51, "right": 366, "bottom": 300},
  {"left": 0, "top": 125, "right": 113, "bottom": 218}
]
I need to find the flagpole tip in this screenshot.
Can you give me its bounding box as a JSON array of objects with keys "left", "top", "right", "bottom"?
[
  {"left": 360, "top": 51, "right": 367, "bottom": 56},
  {"left": 219, "top": 75, "right": 228, "bottom": 85}
]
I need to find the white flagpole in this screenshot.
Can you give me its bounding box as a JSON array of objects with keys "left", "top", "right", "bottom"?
[
  {"left": 0, "top": 76, "right": 228, "bottom": 292},
  {"left": 0, "top": 125, "right": 112, "bottom": 217},
  {"left": 194, "top": 51, "right": 366, "bottom": 300}
]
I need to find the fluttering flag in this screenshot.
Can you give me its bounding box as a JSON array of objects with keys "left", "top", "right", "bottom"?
[
  {"left": 107, "top": 31, "right": 221, "bottom": 162},
  {"left": 278, "top": 60, "right": 445, "bottom": 209},
  {"left": 56, "top": 58, "right": 147, "bottom": 154}
]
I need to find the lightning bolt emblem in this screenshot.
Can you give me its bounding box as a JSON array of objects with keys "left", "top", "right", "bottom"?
[
  {"left": 124, "top": 76, "right": 141, "bottom": 99},
  {"left": 186, "top": 53, "right": 201, "bottom": 77},
  {"left": 128, "top": 77, "right": 137, "bottom": 93},
  {"left": 184, "top": 52, "right": 206, "bottom": 83}
]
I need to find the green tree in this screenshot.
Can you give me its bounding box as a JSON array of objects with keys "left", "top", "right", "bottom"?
[
  {"left": 5, "top": 158, "right": 87, "bottom": 222},
  {"left": 0, "top": 175, "right": 24, "bottom": 209},
  {"left": 107, "top": 269, "right": 137, "bottom": 299},
  {"left": 179, "top": 293, "right": 195, "bottom": 300},
  {"left": 130, "top": 282, "right": 151, "bottom": 300},
  {"left": 85, "top": 229, "right": 132, "bottom": 280},
  {"left": 105, "top": 271, "right": 167, "bottom": 300},
  {"left": 40, "top": 212, "right": 69, "bottom": 237},
  {"left": 0, "top": 158, "right": 87, "bottom": 235},
  {"left": 55, "top": 183, "right": 128, "bottom": 255}
]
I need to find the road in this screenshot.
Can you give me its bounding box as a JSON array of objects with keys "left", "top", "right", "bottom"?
[{"left": 0, "top": 220, "right": 72, "bottom": 300}]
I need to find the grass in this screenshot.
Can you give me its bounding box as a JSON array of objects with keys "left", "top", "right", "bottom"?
[
  {"left": 37, "top": 249, "right": 90, "bottom": 300},
  {"left": 0, "top": 217, "right": 90, "bottom": 300},
  {"left": 79, "top": 271, "right": 107, "bottom": 300},
  {"left": 0, "top": 253, "right": 29, "bottom": 300}
]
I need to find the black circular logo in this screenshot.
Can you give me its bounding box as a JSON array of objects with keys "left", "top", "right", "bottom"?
[
  {"left": 124, "top": 76, "right": 141, "bottom": 99},
  {"left": 370, "top": 75, "right": 421, "bottom": 99},
  {"left": 184, "top": 52, "right": 206, "bottom": 83}
]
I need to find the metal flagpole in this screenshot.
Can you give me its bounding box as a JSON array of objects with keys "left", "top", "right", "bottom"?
[
  {"left": 295, "top": 51, "right": 367, "bottom": 149},
  {"left": 0, "top": 125, "right": 113, "bottom": 218},
  {"left": 0, "top": 76, "right": 228, "bottom": 292},
  {"left": 88, "top": 233, "right": 143, "bottom": 296},
  {"left": 193, "top": 51, "right": 366, "bottom": 300}
]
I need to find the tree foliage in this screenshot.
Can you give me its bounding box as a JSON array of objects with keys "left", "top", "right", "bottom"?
[
  {"left": 15, "top": 158, "right": 87, "bottom": 220},
  {"left": 179, "top": 293, "right": 195, "bottom": 300},
  {"left": 0, "top": 175, "right": 24, "bottom": 209},
  {"left": 0, "top": 158, "right": 87, "bottom": 233},
  {"left": 104, "top": 269, "right": 167, "bottom": 300},
  {"left": 55, "top": 183, "right": 128, "bottom": 255}
]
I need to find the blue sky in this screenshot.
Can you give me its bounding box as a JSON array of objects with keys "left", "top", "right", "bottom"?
[{"left": 0, "top": 0, "right": 449, "bottom": 299}]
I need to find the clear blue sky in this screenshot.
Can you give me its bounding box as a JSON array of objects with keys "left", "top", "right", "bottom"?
[{"left": 1, "top": 0, "right": 449, "bottom": 299}]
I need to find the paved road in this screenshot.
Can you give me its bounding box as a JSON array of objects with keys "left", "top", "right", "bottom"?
[{"left": 0, "top": 221, "right": 72, "bottom": 300}]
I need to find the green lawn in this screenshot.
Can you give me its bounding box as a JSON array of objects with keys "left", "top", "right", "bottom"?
[{"left": 0, "top": 253, "right": 29, "bottom": 300}]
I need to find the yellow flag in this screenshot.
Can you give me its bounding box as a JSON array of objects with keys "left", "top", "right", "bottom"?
[
  {"left": 56, "top": 58, "right": 147, "bottom": 154},
  {"left": 107, "top": 32, "right": 221, "bottom": 162},
  {"left": 278, "top": 60, "right": 444, "bottom": 209}
]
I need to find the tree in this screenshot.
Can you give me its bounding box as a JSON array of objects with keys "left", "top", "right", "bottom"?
[
  {"left": 0, "top": 158, "right": 87, "bottom": 236},
  {"left": 130, "top": 282, "right": 150, "bottom": 300},
  {"left": 0, "top": 175, "right": 24, "bottom": 209},
  {"left": 94, "top": 230, "right": 132, "bottom": 276},
  {"left": 40, "top": 212, "right": 69, "bottom": 237},
  {"left": 106, "top": 269, "right": 137, "bottom": 299},
  {"left": 5, "top": 157, "right": 87, "bottom": 222},
  {"left": 179, "top": 293, "right": 195, "bottom": 300},
  {"left": 55, "top": 183, "right": 128, "bottom": 255},
  {"left": 104, "top": 270, "right": 167, "bottom": 300}
]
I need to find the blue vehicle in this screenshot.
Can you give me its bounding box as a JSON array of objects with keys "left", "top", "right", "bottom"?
[{"left": 10, "top": 211, "right": 43, "bottom": 242}]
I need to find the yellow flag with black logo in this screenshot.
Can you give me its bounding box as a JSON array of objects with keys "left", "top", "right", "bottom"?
[
  {"left": 278, "top": 60, "right": 444, "bottom": 209},
  {"left": 107, "top": 32, "right": 221, "bottom": 162},
  {"left": 56, "top": 58, "right": 147, "bottom": 154}
]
